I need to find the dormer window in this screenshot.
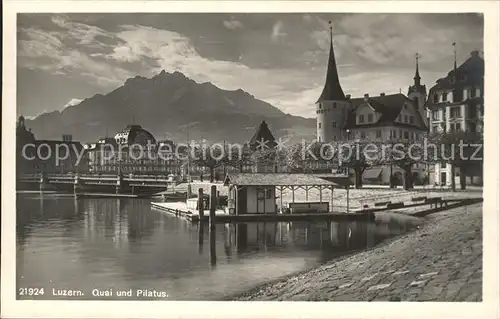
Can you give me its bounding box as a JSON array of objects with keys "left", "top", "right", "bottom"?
[
  {"left": 449, "top": 76, "right": 456, "bottom": 84},
  {"left": 404, "top": 104, "right": 408, "bottom": 110},
  {"left": 359, "top": 115, "right": 365, "bottom": 124},
  {"left": 433, "top": 94, "right": 439, "bottom": 103},
  {"left": 442, "top": 92, "right": 448, "bottom": 102},
  {"left": 367, "top": 114, "right": 373, "bottom": 122},
  {"left": 319, "top": 104, "right": 322, "bottom": 109}
]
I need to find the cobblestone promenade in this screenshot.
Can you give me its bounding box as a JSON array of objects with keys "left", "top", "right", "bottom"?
[{"left": 235, "top": 203, "right": 483, "bottom": 301}]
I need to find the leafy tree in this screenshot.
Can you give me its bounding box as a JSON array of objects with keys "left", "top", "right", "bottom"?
[
  {"left": 337, "top": 141, "right": 370, "bottom": 189},
  {"left": 225, "top": 143, "right": 254, "bottom": 172},
  {"left": 191, "top": 144, "right": 226, "bottom": 182}
]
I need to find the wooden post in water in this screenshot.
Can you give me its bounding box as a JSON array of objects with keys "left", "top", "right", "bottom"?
[
  {"left": 198, "top": 188, "right": 204, "bottom": 219},
  {"left": 209, "top": 185, "right": 217, "bottom": 266},
  {"left": 198, "top": 188, "right": 204, "bottom": 254}
]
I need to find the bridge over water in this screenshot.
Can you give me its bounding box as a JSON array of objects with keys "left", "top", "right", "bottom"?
[{"left": 17, "top": 173, "right": 177, "bottom": 195}]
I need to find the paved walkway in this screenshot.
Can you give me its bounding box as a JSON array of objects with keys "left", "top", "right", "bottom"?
[{"left": 235, "top": 203, "right": 482, "bottom": 301}]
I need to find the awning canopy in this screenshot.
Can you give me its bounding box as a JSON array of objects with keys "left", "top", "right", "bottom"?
[{"left": 363, "top": 168, "right": 383, "bottom": 180}]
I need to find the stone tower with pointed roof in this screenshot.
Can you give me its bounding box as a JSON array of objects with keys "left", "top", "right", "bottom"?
[
  {"left": 316, "top": 22, "right": 350, "bottom": 143},
  {"left": 407, "top": 53, "right": 428, "bottom": 127}
]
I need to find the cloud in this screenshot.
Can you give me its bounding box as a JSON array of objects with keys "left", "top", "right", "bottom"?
[
  {"left": 51, "top": 14, "right": 115, "bottom": 46},
  {"left": 271, "top": 21, "right": 287, "bottom": 42},
  {"left": 18, "top": 26, "right": 133, "bottom": 86},
  {"left": 223, "top": 18, "right": 243, "bottom": 30}
]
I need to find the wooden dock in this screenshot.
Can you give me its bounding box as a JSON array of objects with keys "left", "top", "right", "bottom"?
[{"left": 151, "top": 201, "right": 374, "bottom": 224}]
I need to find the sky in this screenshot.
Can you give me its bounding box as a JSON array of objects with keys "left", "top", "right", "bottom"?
[{"left": 17, "top": 13, "right": 483, "bottom": 119}]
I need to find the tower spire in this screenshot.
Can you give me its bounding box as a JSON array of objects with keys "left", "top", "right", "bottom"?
[
  {"left": 414, "top": 52, "right": 421, "bottom": 86},
  {"left": 452, "top": 42, "right": 457, "bottom": 70},
  {"left": 316, "top": 21, "right": 346, "bottom": 103}
]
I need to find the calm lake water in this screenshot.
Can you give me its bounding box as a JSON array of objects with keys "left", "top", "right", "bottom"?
[{"left": 16, "top": 194, "right": 421, "bottom": 300}]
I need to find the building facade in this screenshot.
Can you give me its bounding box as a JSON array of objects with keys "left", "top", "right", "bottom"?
[
  {"left": 85, "top": 125, "right": 180, "bottom": 176},
  {"left": 314, "top": 25, "right": 429, "bottom": 185},
  {"left": 425, "top": 50, "right": 484, "bottom": 186}
]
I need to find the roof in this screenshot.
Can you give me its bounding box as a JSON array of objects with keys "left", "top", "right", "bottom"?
[
  {"left": 428, "top": 51, "right": 484, "bottom": 94},
  {"left": 316, "top": 40, "right": 346, "bottom": 103},
  {"left": 248, "top": 121, "right": 277, "bottom": 150},
  {"left": 312, "top": 174, "right": 352, "bottom": 187},
  {"left": 114, "top": 124, "right": 156, "bottom": 145},
  {"left": 344, "top": 93, "right": 425, "bottom": 130},
  {"left": 224, "top": 173, "right": 339, "bottom": 187}
]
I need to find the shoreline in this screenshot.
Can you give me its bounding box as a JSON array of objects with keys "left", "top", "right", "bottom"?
[{"left": 227, "top": 203, "right": 482, "bottom": 301}]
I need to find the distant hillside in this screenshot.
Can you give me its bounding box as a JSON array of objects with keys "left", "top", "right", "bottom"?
[{"left": 24, "top": 70, "right": 316, "bottom": 144}]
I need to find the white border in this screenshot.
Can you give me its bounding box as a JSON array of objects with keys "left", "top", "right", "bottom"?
[{"left": 2, "top": 1, "right": 499, "bottom": 318}]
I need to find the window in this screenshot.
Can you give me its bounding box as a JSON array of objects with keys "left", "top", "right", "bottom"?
[
  {"left": 367, "top": 114, "right": 373, "bottom": 122},
  {"left": 319, "top": 104, "right": 322, "bottom": 109},
  {"left": 442, "top": 92, "right": 448, "bottom": 102},
  {"left": 257, "top": 188, "right": 272, "bottom": 200},
  {"left": 432, "top": 110, "right": 440, "bottom": 120},
  {"left": 333, "top": 135, "right": 337, "bottom": 141},
  {"left": 470, "top": 87, "right": 477, "bottom": 98},
  {"left": 433, "top": 94, "right": 439, "bottom": 103},
  {"left": 332, "top": 121, "right": 337, "bottom": 128},
  {"left": 452, "top": 123, "right": 462, "bottom": 132},
  {"left": 376, "top": 130, "right": 382, "bottom": 138},
  {"left": 359, "top": 115, "right": 365, "bottom": 124},
  {"left": 441, "top": 162, "right": 447, "bottom": 168},
  {"left": 392, "top": 130, "right": 397, "bottom": 139},
  {"left": 399, "top": 130, "right": 403, "bottom": 139},
  {"left": 409, "top": 116, "right": 415, "bottom": 124},
  {"left": 333, "top": 102, "right": 337, "bottom": 109},
  {"left": 449, "top": 76, "right": 456, "bottom": 84},
  {"left": 404, "top": 115, "right": 408, "bottom": 123},
  {"left": 318, "top": 123, "right": 321, "bottom": 129},
  {"left": 432, "top": 125, "right": 439, "bottom": 133},
  {"left": 404, "top": 131, "right": 409, "bottom": 139},
  {"left": 404, "top": 104, "right": 408, "bottom": 110},
  {"left": 450, "top": 107, "right": 461, "bottom": 118},
  {"left": 361, "top": 132, "right": 366, "bottom": 139}
]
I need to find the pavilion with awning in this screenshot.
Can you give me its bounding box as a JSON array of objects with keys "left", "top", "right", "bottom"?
[{"left": 223, "top": 173, "right": 345, "bottom": 215}]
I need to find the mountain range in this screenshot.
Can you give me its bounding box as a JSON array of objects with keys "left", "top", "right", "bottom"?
[{"left": 23, "top": 71, "right": 316, "bottom": 144}]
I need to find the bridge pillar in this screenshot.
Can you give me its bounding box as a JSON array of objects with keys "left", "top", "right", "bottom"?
[
  {"left": 73, "top": 174, "right": 82, "bottom": 194},
  {"left": 39, "top": 173, "right": 48, "bottom": 192},
  {"left": 116, "top": 173, "right": 129, "bottom": 194}
]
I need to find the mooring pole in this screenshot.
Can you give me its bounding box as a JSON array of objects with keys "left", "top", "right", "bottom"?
[
  {"left": 198, "top": 188, "right": 205, "bottom": 253},
  {"left": 346, "top": 185, "right": 350, "bottom": 214},
  {"left": 209, "top": 185, "right": 217, "bottom": 266},
  {"left": 198, "top": 188, "right": 204, "bottom": 219}
]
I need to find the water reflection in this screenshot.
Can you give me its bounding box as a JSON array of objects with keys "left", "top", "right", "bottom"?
[{"left": 16, "top": 195, "right": 421, "bottom": 300}]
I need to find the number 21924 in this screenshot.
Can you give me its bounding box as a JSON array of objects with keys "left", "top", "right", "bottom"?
[{"left": 19, "top": 288, "right": 45, "bottom": 296}]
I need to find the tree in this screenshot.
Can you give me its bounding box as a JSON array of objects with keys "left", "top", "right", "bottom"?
[
  {"left": 225, "top": 143, "right": 254, "bottom": 172},
  {"left": 337, "top": 141, "right": 370, "bottom": 189},
  {"left": 191, "top": 144, "right": 226, "bottom": 182}
]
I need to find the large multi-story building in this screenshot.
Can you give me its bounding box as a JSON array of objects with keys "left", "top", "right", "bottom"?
[
  {"left": 85, "top": 124, "right": 179, "bottom": 175},
  {"left": 425, "top": 50, "right": 484, "bottom": 186},
  {"left": 315, "top": 24, "right": 428, "bottom": 185}
]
